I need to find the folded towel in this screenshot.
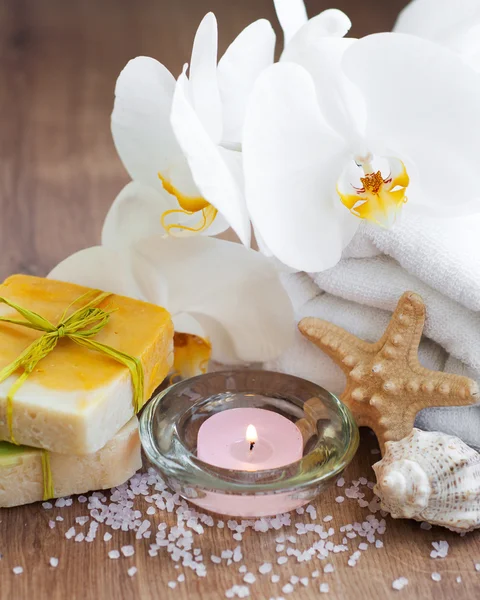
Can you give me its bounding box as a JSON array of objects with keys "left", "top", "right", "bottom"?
[{"left": 266, "top": 213, "right": 480, "bottom": 451}]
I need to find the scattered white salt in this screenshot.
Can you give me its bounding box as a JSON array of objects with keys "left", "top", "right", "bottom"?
[
  {"left": 12, "top": 566, "right": 23, "bottom": 575},
  {"left": 392, "top": 577, "right": 408, "bottom": 591},
  {"left": 239, "top": 565, "right": 247, "bottom": 573},
  {"left": 74, "top": 533, "right": 85, "bottom": 542},
  {"left": 146, "top": 506, "right": 156, "bottom": 515},
  {"left": 108, "top": 550, "right": 120, "bottom": 559},
  {"left": 259, "top": 563, "right": 272, "bottom": 574},
  {"left": 49, "top": 557, "right": 59, "bottom": 568},
  {"left": 42, "top": 502, "right": 53, "bottom": 510},
  {"left": 323, "top": 516, "right": 333, "bottom": 522},
  {"left": 290, "top": 575, "right": 299, "bottom": 585},
  {"left": 271, "top": 574, "right": 280, "bottom": 583},
  {"left": 324, "top": 564, "right": 334, "bottom": 574},
  {"left": 456, "top": 576, "right": 462, "bottom": 583},
  {"left": 65, "top": 527, "right": 75, "bottom": 540},
  {"left": 282, "top": 583, "right": 294, "bottom": 594},
  {"left": 211, "top": 555, "right": 221, "bottom": 564},
  {"left": 121, "top": 545, "right": 135, "bottom": 557},
  {"left": 319, "top": 583, "right": 329, "bottom": 593},
  {"left": 103, "top": 532, "right": 112, "bottom": 542},
  {"left": 127, "top": 567, "right": 137, "bottom": 577},
  {"left": 312, "top": 570, "right": 320, "bottom": 578},
  {"left": 48, "top": 520, "right": 55, "bottom": 529},
  {"left": 277, "top": 556, "right": 288, "bottom": 565},
  {"left": 335, "top": 497, "right": 345, "bottom": 504},
  {"left": 168, "top": 581, "right": 177, "bottom": 589},
  {"left": 337, "top": 477, "right": 345, "bottom": 487},
  {"left": 243, "top": 573, "right": 256, "bottom": 584},
  {"left": 375, "top": 540, "right": 384, "bottom": 549},
  {"left": 300, "top": 577, "right": 308, "bottom": 587},
  {"left": 78, "top": 495, "right": 87, "bottom": 503},
  {"left": 431, "top": 572, "right": 441, "bottom": 582},
  {"left": 178, "top": 574, "right": 185, "bottom": 583},
  {"left": 431, "top": 541, "right": 449, "bottom": 559}
]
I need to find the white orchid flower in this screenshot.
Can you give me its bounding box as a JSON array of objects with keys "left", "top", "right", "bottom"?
[
  {"left": 394, "top": 0, "right": 480, "bottom": 71},
  {"left": 111, "top": 12, "right": 275, "bottom": 247},
  {"left": 48, "top": 234, "right": 294, "bottom": 379},
  {"left": 243, "top": 28, "right": 480, "bottom": 273}
]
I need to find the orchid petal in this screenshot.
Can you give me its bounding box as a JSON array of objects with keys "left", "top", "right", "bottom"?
[
  {"left": 47, "top": 246, "right": 146, "bottom": 301},
  {"left": 189, "top": 12, "right": 223, "bottom": 143},
  {"left": 170, "top": 71, "right": 251, "bottom": 246},
  {"left": 130, "top": 235, "right": 294, "bottom": 364},
  {"left": 394, "top": 0, "right": 480, "bottom": 71},
  {"left": 217, "top": 19, "right": 275, "bottom": 143},
  {"left": 273, "top": 0, "right": 308, "bottom": 45},
  {"left": 281, "top": 18, "right": 363, "bottom": 143},
  {"left": 342, "top": 33, "right": 480, "bottom": 210},
  {"left": 243, "top": 62, "right": 358, "bottom": 272}
]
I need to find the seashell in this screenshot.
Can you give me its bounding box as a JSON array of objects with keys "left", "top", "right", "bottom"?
[{"left": 373, "top": 428, "right": 480, "bottom": 533}]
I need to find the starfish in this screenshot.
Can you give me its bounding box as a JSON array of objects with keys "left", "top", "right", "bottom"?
[{"left": 299, "top": 291, "right": 479, "bottom": 453}]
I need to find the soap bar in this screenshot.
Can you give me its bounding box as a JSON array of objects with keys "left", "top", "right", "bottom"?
[
  {"left": 0, "top": 417, "right": 141, "bottom": 508},
  {"left": 0, "top": 275, "right": 174, "bottom": 454}
]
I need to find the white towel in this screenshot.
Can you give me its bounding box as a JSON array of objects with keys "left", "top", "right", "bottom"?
[{"left": 266, "top": 213, "right": 480, "bottom": 451}]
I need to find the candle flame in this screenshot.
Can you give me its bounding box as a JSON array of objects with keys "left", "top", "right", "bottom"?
[{"left": 246, "top": 424, "right": 258, "bottom": 445}]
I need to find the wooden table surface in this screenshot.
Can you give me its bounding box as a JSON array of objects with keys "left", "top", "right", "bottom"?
[{"left": 1, "top": 0, "right": 480, "bottom": 598}]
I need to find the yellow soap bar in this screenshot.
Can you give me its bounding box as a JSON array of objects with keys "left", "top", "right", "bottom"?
[
  {"left": 0, "top": 417, "right": 141, "bottom": 507},
  {"left": 0, "top": 275, "right": 174, "bottom": 454}
]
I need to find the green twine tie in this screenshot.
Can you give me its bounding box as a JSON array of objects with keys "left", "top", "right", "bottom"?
[{"left": 0, "top": 290, "right": 145, "bottom": 500}]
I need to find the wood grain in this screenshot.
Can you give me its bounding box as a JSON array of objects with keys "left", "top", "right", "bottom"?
[{"left": 1, "top": 0, "right": 479, "bottom": 599}]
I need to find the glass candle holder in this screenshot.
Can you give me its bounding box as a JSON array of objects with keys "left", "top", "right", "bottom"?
[{"left": 140, "top": 370, "right": 359, "bottom": 517}]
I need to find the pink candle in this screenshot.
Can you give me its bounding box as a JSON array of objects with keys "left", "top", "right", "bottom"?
[{"left": 197, "top": 408, "right": 303, "bottom": 471}]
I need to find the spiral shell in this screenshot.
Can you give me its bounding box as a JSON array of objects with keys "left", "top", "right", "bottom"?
[{"left": 373, "top": 428, "right": 480, "bottom": 532}]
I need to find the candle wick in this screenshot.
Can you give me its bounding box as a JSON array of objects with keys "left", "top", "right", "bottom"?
[{"left": 249, "top": 441, "right": 255, "bottom": 452}]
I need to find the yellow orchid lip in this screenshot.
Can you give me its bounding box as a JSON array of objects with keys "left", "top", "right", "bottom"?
[
  {"left": 337, "top": 157, "right": 409, "bottom": 228},
  {"left": 158, "top": 173, "right": 218, "bottom": 236}
]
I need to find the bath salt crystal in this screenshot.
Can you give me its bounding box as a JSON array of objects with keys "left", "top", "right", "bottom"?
[
  {"left": 178, "top": 574, "right": 185, "bottom": 583},
  {"left": 78, "top": 495, "right": 87, "bottom": 503},
  {"left": 432, "top": 572, "right": 441, "bottom": 582},
  {"left": 282, "top": 583, "right": 294, "bottom": 594},
  {"left": 430, "top": 541, "right": 449, "bottom": 559},
  {"left": 217, "top": 521, "right": 224, "bottom": 529},
  {"left": 300, "top": 577, "right": 308, "bottom": 587},
  {"left": 221, "top": 550, "right": 233, "bottom": 559},
  {"left": 56, "top": 516, "right": 64, "bottom": 522},
  {"left": 75, "top": 516, "right": 89, "bottom": 526},
  {"left": 108, "top": 550, "right": 120, "bottom": 559},
  {"left": 49, "top": 557, "right": 59, "bottom": 568},
  {"left": 276, "top": 535, "right": 286, "bottom": 543},
  {"left": 121, "top": 545, "right": 135, "bottom": 557},
  {"left": 319, "top": 583, "right": 329, "bottom": 593},
  {"left": 277, "top": 556, "right": 288, "bottom": 565},
  {"left": 239, "top": 565, "right": 247, "bottom": 573},
  {"left": 359, "top": 543, "right": 368, "bottom": 551},
  {"left": 168, "top": 581, "right": 177, "bottom": 589},
  {"left": 243, "top": 573, "right": 256, "bottom": 584},
  {"left": 233, "top": 533, "right": 242, "bottom": 541},
  {"left": 147, "top": 507, "right": 156, "bottom": 515},
  {"left": 276, "top": 544, "right": 285, "bottom": 552},
  {"left": 127, "top": 567, "right": 137, "bottom": 577},
  {"left": 392, "top": 577, "right": 408, "bottom": 591},
  {"left": 335, "top": 497, "right": 345, "bottom": 504},
  {"left": 42, "top": 502, "right": 53, "bottom": 510},
  {"left": 324, "top": 564, "right": 334, "bottom": 573},
  {"left": 475, "top": 563, "right": 480, "bottom": 572},
  {"left": 12, "top": 566, "right": 23, "bottom": 575},
  {"left": 287, "top": 536, "right": 296, "bottom": 544},
  {"left": 456, "top": 576, "right": 462, "bottom": 583},
  {"left": 65, "top": 527, "right": 75, "bottom": 540},
  {"left": 296, "top": 507, "right": 305, "bottom": 515},
  {"left": 336, "top": 477, "right": 345, "bottom": 487},
  {"left": 211, "top": 555, "right": 221, "bottom": 564},
  {"left": 375, "top": 540, "right": 384, "bottom": 549},
  {"left": 74, "top": 533, "right": 85, "bottom": 542},
  {"left": 323, "top": 516, "right": 333, "bottom": 522},
  {"left": 48, "top": 520, "right": 56, "bottom": 529},
  {"left": 271, "top": 574, "right": 280, "bottom": 583},
  {"left": 259, "top": 563, "right": 272, "bottom": 574},
  {"left": 312, "top": 571, "right": 320, "bottom": 578},
  {"left": 103, "top": 533, "right": 112, "bottom": 542}
]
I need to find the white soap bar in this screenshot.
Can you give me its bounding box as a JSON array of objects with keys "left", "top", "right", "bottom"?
[
  {"left": 0, "top": 275, "right": 173, "bottom": 454},
  {"left": 0, "top": 417, "right": 141, "bottom": 507}
]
